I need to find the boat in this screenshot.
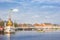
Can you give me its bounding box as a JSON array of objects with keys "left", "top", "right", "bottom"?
[
  {"left": 4, "top": 26, "right": 15, "bottom": 34},
  {"left": 37, "top": 29, "right": 45, "bottom": 32},
  {"left": 4, "top": 18, "right": 15, "bottom": 34}
]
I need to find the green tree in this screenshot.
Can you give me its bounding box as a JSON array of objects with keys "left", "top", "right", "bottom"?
[
  {"left": 0, "top": 21, "right": 4, "bottom": 26},
  {"left": 14, "top": 22, "right": 18, "bottom": 27}
]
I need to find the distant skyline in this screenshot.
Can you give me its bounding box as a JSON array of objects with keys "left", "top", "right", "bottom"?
[{"left": 0, "top": 0, "right": 60, "bottom": 24}]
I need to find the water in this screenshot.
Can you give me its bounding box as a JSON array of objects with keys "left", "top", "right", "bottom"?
[{"left": 0, "top": 31, "right": 60, "bottom": 40}]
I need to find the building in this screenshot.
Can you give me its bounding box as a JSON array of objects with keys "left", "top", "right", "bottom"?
[{"left": 17, "top": 23, "right": 34, "bottom": 31}]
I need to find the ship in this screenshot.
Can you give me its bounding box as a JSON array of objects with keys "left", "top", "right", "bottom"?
[
  {"left": 4, "top": 18, "right": 15, "bottom": 34},
  {"left": 4, "top": 9, "right": 15, "bottom": 34}
]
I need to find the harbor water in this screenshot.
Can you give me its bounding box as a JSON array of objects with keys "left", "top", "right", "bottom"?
[{"left": 0, "top": 31, "right": 60, "bottom": 40}]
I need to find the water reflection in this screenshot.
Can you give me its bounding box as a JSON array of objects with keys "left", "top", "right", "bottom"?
[
  {"left": 5, "top": 34, "right": 10, "bottom": 40},
  {"left": 0, "top": 34, "right": 14, "bottom": 40},
  {"left": 0, "top": 31, "right": 60, "bottom": 40},
  {"left": 5, "top": 34, "right": 15, "bottom": 40},
  {"left": 0, "top": 35, "right": 4, "bottom": 40},
  {"left": 6, "top": 36, "right": 10, "bottom": 40}
]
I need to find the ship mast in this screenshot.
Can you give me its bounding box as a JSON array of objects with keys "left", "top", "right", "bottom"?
[
  {"left": 6, "top": 9, "right": 13, "bottom": 26},
  {"left": 8, "top": 9, "right": 13, "bottom": 20},
  {"left": 4, "top": 9, "right": 15, "bottom": 34}
]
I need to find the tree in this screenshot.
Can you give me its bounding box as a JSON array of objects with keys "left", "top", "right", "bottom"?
[
  {"left": 14, "top": 22, "right": 18, "bottom": 27},
  {"left": 0, "top": 21, "right": 4, "bottom": 27}
]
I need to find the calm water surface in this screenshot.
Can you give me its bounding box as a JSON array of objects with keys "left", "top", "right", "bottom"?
[{"left": 0, "top": 31, "right": 60, "bottom": 40}]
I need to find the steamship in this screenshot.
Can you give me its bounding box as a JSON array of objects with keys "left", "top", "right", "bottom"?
[{"left": 4, "top": 18, "right": 15, "bottom": 34}]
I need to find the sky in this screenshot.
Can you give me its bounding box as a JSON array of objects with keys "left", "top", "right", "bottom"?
[{"left": 0, "top": 0, "right": 60, "bottom": 24}]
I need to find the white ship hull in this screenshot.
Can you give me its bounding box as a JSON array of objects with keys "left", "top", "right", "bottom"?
[{"left": 4, "top": 26, "right": 15, "bottom": 34}]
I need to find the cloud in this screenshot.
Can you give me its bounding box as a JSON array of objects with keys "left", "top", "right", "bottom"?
[
  {"left": 0, "top": 0, "right": 60, "bottom": 24},
  {"left": 32, "top": 0, "right": 60, "bottom": 3},
  {"left": 0, "top": 0, "right": 13, "bottom": 2},
  {"left": 41, "top": 5, "right": 59, "bottom": 8},
  {"left": 50, "top": 13, "right": 60, "bottom": 18},
  {"left": 0, "top": 0, "right": 21, "bottom": 4},
  {"left": 44, "top": 15, "right": 51, "bottom": 19},
  {"left": 12, "top": 9, "right": 19, "bottom": 12},
  {"left": 44, "top": 13, "right": 60, "bottom": 20},
  {"left": 31, "top": 15, "right": 40, "bottom": 18}
]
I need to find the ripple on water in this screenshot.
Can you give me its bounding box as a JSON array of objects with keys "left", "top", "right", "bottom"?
[{"left": 0, "top": 31, "right": 60, "bottom": 40}]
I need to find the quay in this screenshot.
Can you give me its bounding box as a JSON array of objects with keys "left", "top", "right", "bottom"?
[{"left": 0, "top": 26, "right": 60, "bottom": 35}]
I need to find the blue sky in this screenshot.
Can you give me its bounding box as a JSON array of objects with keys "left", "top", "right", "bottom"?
[{"left": 0, "top": 0, "right": 60, "bottom": 24}]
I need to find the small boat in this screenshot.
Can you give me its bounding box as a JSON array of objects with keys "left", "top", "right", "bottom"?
[{"left": 37, "top": 29, "right": 45, "bottom": 32}]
